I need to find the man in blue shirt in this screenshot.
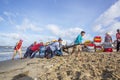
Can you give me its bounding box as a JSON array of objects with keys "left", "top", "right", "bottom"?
[
  {"left": 45, "top": 38, "right": 63, "bottom": 58},
  {"left": 71, "top": 31, "right": 85, "bottom": 55}
]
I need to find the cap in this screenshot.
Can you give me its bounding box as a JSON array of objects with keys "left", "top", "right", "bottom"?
[
  {"left": 106, "top": 32, "right": 110, "bottom": 35},
  {"left": 117, "top": 29, "right": 120, "bottom": 32},
  {"left": 20, "top": 39, "right": 23, "bottom": 42},
  {"left": 58, "top": 38, "right": 63, "bottom": 41}
]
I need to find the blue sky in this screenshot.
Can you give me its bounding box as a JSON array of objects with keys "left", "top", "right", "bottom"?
[{"left": 0, "top": 0, "right": 120, "bottom": 46}]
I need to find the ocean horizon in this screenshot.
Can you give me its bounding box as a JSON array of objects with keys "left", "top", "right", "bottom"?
[{"left": 0, "top": 46, "right": 27, "bottom": 61}]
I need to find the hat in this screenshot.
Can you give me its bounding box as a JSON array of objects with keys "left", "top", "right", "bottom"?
[
  {"left": 20, "top": 39, "right": 23, "bottom": 42},
  {"left": 52, "top": 40, "right": 57, "bottom": 42},
  {"left": 58, "top": 38, "right": 63, "bottom": 41},
  {"left": 106, "top": 32, "right": 110, "bottom": 35},
  {"left": 117, "top": 29, "right": 120, "bottom": 32}
]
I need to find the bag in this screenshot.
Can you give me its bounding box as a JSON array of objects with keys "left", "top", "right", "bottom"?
[
  {"left": 104, "top": 48, "right": 113, "bottom": 52},
  {"left": 103, "top": 42, "right": 112, "bottom": 48},
  {"left": 87, "top": 46, "right": 94, "bottom": 50},
  {"left": 87, "top": 44, "right": 95, "bottom": 50},
  {"left": 94, "top": 42, "right": 101, "bottom": 46},
  {"left": 95, "top": 46, "right": 103, "bottom": 52},
  {"left": 86, "top": 44, "right": 95, "bottom": 52},
  {"left": 94, "top": 36, "right": 102, "bottom": 42},
  {"left": 87, "top": 49, "right": 95, "bottom": 52}
]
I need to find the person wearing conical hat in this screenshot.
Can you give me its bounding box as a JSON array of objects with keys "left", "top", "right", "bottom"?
[{"left": 104, "top": 32, "right": 112, "bottom": 43}]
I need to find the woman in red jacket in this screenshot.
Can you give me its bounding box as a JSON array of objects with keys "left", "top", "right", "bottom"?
[{"left": 12, "top": 40, "right": 23, "bottom": 60}]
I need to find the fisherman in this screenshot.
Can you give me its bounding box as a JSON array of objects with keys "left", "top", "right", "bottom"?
[
  {"left": 45, "top": 38, "right": 63, "bottom": 58},
  {"left": 24, "top": 41, "right": 37, "bottom": 58},
  {"left": 103, "top": 32, "right": 113, "bottom": 52},
  {"left": 12, "top": 39, "right": 23, "bottom": 60},
  {"left": 104, "top": 32, "right": 112, "bottom": 43},
  {"left": 116, "top": 29, "right": 120, "bottom": 52},
  {"left": 71, "top": 31, "right": 85, "bottom": 56},
  {"left": 24, "top": 42, "right": 43, "bottom": 58}
]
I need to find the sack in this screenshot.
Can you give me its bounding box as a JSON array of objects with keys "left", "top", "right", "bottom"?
[
  {"left": 87, "top": 46, "right": 95, "bottom": 50},
  {"left": 87, "top": 44, "right": 95, "bottom": 50},
  {"left": 104, "top": 48, "right": 113, "bottom": 52},
  {"left": 103, "top": 42, "right": 112, "bottom": 48},
  {"left": 87, "top": 49, "right": 95, "bottom": 52},
  {"left": 94, "top": 36, "right": 102, "bottom": 42},
  {"left": 96, "top": 48, "right": 102, "bottom": 51},
  {"left": 95, "top": 46, "right": 103, "bottom": 52},
  {"left": 94, "top": 42, "right": 101, "bottom": 46},
  {"left": 84, "top": 40, "right": 91, "bottom": 46}
]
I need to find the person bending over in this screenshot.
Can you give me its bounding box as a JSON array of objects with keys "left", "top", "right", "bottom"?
[
  {"left": 45, "top": 38, "right": 63, "bottom": 58},
  {"left": 71, "top": 31, "right": 85, "bottom": 56}
]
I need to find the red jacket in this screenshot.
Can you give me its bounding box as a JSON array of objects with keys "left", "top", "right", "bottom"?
[
  {"left": 116, "top": 33, "right": 120, "bottom": 41},
  {"left": 15, "top": 42, "right": 22, "bottom": 50},
  {"left": 30, "top": 43, "right": 43, "bottom": 51}
]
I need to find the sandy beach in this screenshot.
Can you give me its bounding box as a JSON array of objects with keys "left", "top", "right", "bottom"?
[{"left": 0, "top": 52, "right": 120, "bottom": 80}]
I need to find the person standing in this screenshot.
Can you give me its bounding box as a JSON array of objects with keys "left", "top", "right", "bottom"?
[
  {"left": 103, "top": 32, "right": 113, "bottom": 52},
  {"left": 12, "top": 39, "right": 23, "bottom": 60},
  {"left": 116, "top": 29, "right": 120, "bottom": 52},
  {"left": 71, "top": 31, "right": 85, "bottom": 56},
  {"left": 104, "top": 32, "right": 112, "bottom": 43}
]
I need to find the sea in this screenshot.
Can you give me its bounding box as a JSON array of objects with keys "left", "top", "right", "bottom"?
[
  {"left": 0, "top": 46, "right": 45, "bottom": 62},
  {"left": 0, "top": 46, "right": 27, "bottom": 61}
]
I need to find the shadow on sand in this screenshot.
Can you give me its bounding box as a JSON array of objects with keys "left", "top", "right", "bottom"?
[{"left": 12, "top": 73, "right": 33, "bottom": 80}]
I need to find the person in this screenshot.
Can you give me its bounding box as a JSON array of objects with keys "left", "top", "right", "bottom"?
[
  {"left": 24, "top": 42, "right": 43, "bottom": 58},
  {"left": 39, "top": 45, "right": 46, "bottom": 57},
  {"left": 103, "top": 33, "right": 113, "bottom": 52},
  {"left": 104, "top": 32, "right": 112, "bottom": 43},
  {"left": 24, "top": 41, "right": 37, "bottom": 58},
  {"left": 30, "top": 42, "right": 44, "bottom": 58},
  {"left": 71, "top": 31, "right": 85, "bottom": 56},
  {"left": 45, "top": 38, "right": 63, "bottom": 58},
  {"left": 116, "top": 29, "right": 120, "bottom": 52},
  {"left": 12, "top": 39, "right": 23, "bottom": 60}
]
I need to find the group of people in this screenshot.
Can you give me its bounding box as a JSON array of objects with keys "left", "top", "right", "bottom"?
[
  {"left": 12, "top": 29, "right": 120, "bottom": 60},
  {"left": 12, "top": 38, "right": 63, "bottom": 60},
  {"left": 104, "top": 29, "right": 120, "bottom": 52}
]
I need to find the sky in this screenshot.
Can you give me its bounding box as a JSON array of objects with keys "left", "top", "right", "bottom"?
[{"left": 0, "top": 0, "right": 120, "bottom": 46}]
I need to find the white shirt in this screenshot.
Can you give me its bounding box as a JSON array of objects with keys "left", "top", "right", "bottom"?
[{"left": 50, "top": 42, "right": 62, "bottom": 51}]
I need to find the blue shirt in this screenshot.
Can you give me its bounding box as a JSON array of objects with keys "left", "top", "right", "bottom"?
[{"left": 74, "top": 34, "right": 83, "bottom": 44}]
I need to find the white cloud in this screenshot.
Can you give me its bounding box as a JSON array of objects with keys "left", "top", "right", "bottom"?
[
  {"left": 46, "top": 24, "right": 60, "bottom": 35},
  {"left": 0, "top": 16, "right": 4, "bottom": 22},
  {"left": 46, "top": 24, "right": 89, "bottom": 42},
  {"left": 0, "top": 32, "right": 31, "bottom": 46},
  {"left": 93, "top": 0, "right": 120, "bottom": 36},
  {"left": 0, "top": 33, "right": 20, "bottom": 40},
  {"left": 3, "top": 11, "right": 16, "bottom": 24},
  {"left": 16, "top": 18, "right": 43, "bottom": 32}
]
